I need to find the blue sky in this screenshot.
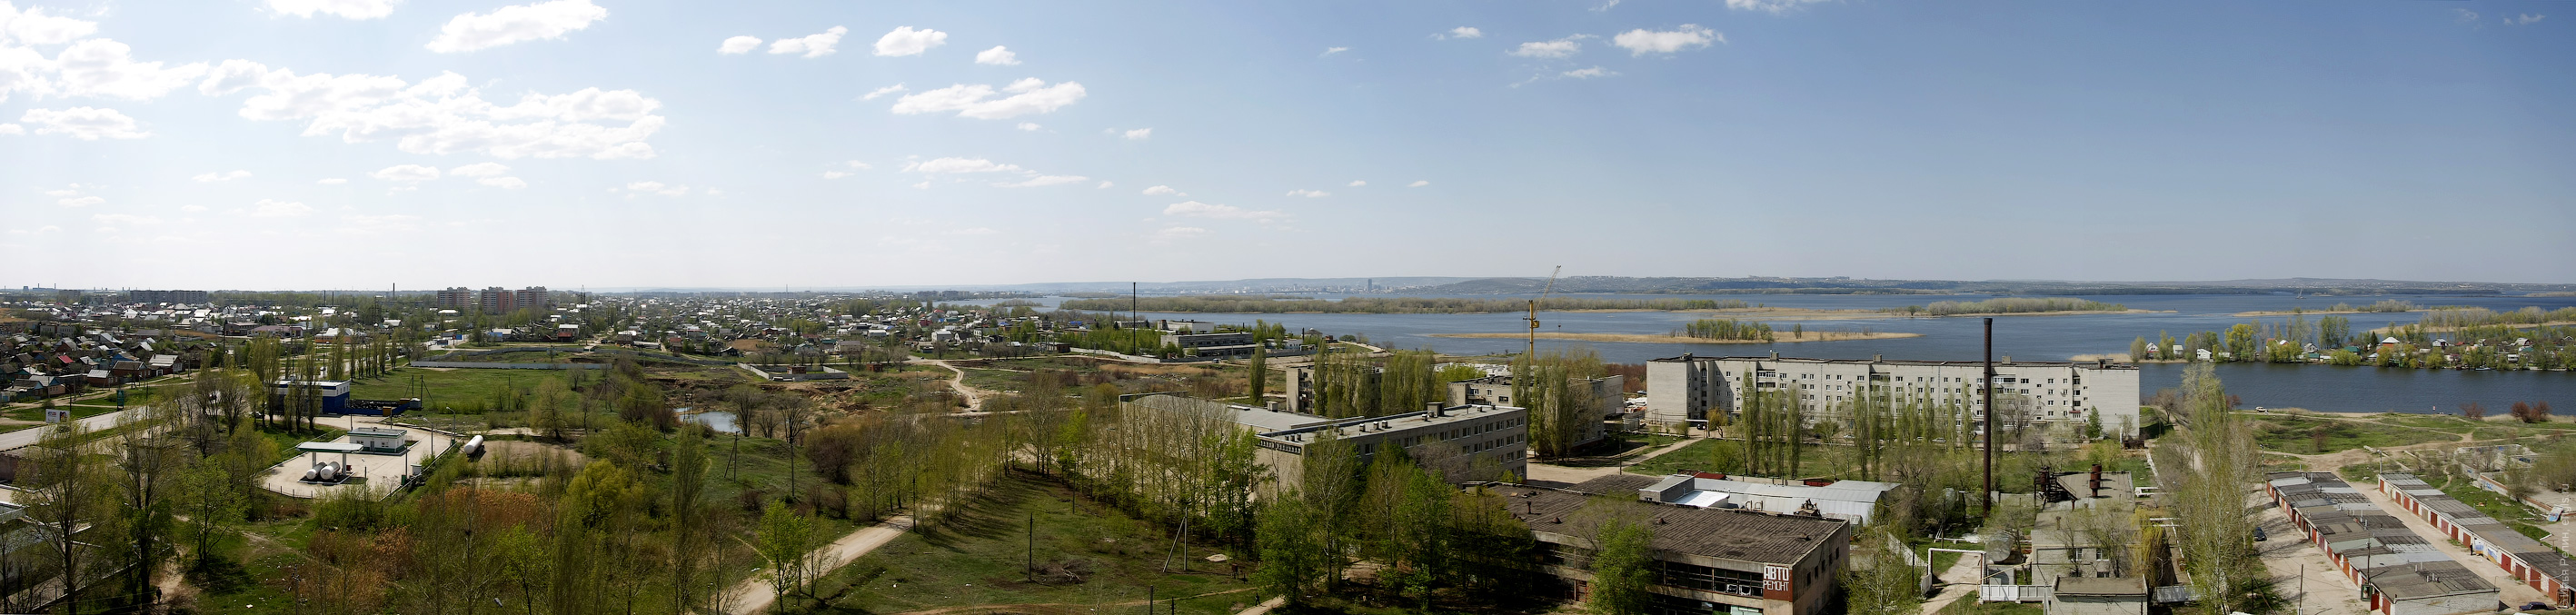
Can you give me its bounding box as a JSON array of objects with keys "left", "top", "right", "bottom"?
[{"left": 3, "top": 0, "right": 2569, "bottom": 290}]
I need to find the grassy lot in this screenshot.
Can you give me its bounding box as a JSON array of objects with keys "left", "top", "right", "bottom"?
[
  {"left": 1938, "top": 600, "right": 2044, "bottom": 614},
  {"left": 1626, "top": 438, "right": 1737, "bottom": 476},
  {"left": 2377, "top": 413, "right": 2489, "bottom": 433},
  {"left": 2, "top": 402, "right": 125, "bottom": 422},
  {"left": 2245, "top": 413, "right": 2453, "bottom": 454},
  {"left": 788, "top": 471, "right": 1258, "bottom": 615},
  {"left": 2436, "top": 476, "right": 2559, "bottom": 543}
]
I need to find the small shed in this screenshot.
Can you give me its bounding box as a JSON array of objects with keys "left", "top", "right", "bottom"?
[{"left": 349, "top": 427, "right": 410, "bottom": 452}]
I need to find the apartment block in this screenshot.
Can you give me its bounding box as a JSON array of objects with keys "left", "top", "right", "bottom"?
[{"left": 1646, "top": 352, "right": 2141, "bottom": 445}]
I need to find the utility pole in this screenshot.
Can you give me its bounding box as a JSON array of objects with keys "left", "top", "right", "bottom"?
[{"left": 1983, "top": 317, "right": 1995, "bottom": 514}]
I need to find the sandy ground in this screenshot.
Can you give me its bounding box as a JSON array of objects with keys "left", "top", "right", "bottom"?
[{"left": 1427, "top": 331, "right": 1922, "bottom": 344}]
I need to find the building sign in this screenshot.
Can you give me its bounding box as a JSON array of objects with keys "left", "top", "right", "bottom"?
[
  {"left": 1763, "top": 564, "right": 1793, "bottom": 598},
  {"left": 45, "top": 409, "right": 68, "bottom": 423}
]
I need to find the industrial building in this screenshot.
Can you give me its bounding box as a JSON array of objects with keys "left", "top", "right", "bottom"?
[
  {"left": 2265, "top": 471, "right": 2499, "bottom": 615},
  {"left": 1122, "top": 392, "right": 1527, "bottom": 486},
  {"left": 2377, "top": 472, "right": 2576, "bottom": 607},
  {"left": 1498, "top": 474, "right": 1853, "bottom": 615},
  {"left": 1630, "top": 474, "right": 1899, "bottom": 525},
  {"left": 1644, "top": 353, "right": 2141, "bottom": 446},
  {"left": 270, "top": 379, "right": 352, "bottom": 415}
]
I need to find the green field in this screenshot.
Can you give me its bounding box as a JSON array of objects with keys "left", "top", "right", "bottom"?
[
  {"left": 2246, "top": 413, "right": 2454, "bottom": 454},
  {"left": 788, "top": 471, "right": 1257, "bottom": 615}
]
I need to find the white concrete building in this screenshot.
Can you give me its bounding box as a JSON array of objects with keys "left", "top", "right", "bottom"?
[{"left": 1646, "top": 352, "right": 2142, "bottom": 445}]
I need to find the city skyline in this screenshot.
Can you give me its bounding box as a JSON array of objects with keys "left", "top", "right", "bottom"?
[{"left": 5, "top": 0, "right": 2571, "bottom": 289}]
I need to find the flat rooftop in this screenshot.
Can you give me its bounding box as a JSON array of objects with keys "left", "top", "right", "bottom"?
[
  {"left": 2268, "top": 471, "right": 2497, "bottom": 600},
  {"left": 1488, "top": 481, "right": 1846, "bottom": 566}
]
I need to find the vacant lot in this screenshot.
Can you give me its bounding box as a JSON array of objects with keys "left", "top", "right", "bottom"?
[
  {"left": 2246, "top": 413, "right": 2453, "bottom": 454},
  {"left": 789, "top": 471, "right": 1256, "bottom": 615}
]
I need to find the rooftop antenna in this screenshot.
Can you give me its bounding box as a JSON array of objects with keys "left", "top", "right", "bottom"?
[{"left": 1525, "top": 266, "right": 1561, "bottom": 359}]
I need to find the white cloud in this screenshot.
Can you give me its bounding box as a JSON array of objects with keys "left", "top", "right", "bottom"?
[
  {"left": 949, "top": 227, "right": 997, "bottom": 236},
  {"left": 623, "top": 181, "right": 687, "bottom": 196},
  {"left": 179, "top": 204, "right": 205, "bottom": 212},
  {"left": 1322, "top": 46, "right": 1349, "bottom": 55},
  {"left": 49, "top": 38, "right": 210, "bottom": 100},
  {"left": 424, "top": 0, "right": 607, "bottom": 53},
  {"left": 1725, "top": 0, "right": 1831, "bottom": 15},
  {"left": 1347, "top": 180, "right": 1366, "bottom": 187},
  {"left": 2456, "top": 8, "right": 2482, "bottom": 23},
  {"left": 1141, "top": 185, "right": 1181, "bottom": 196},
  {"left": 1563, "top": 66, "right": 1616, "bottom": 79},
  {"left": 448, "top": 162, "right": 509, "bottom": 176},
  {"left": 316, "top": 178, "right": 347, "bottom": 184},
  {"left": 92, "top": 213, "right": 161, "bottom": 225},
  {"left": 1510, "top": 35, "right": 1586, "bottom": 58},
  {"left": 1015, "top": 122, "right": 1040, "bottom": 131},
  {"left": 476, "top": 176, "right": 525, "bottom": 189},
  {"left": 1407, "top": 180, "right": 1429, "bottom": 187},
  {"left": 1594, "top": 0, "right": 1621, "bottom": 12},
  {"left": 902, "top": 157, "right": 1024, "bottom": 174},
  {"left": 45, "top": 186, "right": 77, "bottom": 196},
  {"left": 1097, "top": 181, "right": 1113, "bottom": 189},
  {"left": 196, "top": 59, "right": 269, "bottom": 95},
  {"left": 1285, "top": 189, "right": 1329, "bottom": 198},
  {"left": 20, "top": 106, "right": 147, "bottom": 139},
  {"left": 890, "top": 78, "right": 1086, "bottom": 119},
  {"left": 1164, "top": 201, "right": 1286, "bottom": 222},
  {"left": 267, "top": 0, "right": 399, "bottom": 19},
  {"left": 861, "top": 84, "right": 907, "bottom": 100},
  {"left": 336, "top": 213, "right": 422, "bottom": 233},
  {"left": 872, "top": 25, "right": 946, "bottom": 56},
  {"left": 1122, "top": 128, "right": 1151, "bottom": 140},
  {"left": 0, "top": 123, "right": 19, "bottom": 134},
  {"left": 2510, "top": 14, "right": 2546, "bottom": 25},
  {"left": 910, "top": 181, "right": 929, "bottom": 189},
  {"left": 368, "top": 164, "right": 440, "bottom": 182},
  {"left": 224, "top": 66, "right": 663, "bottom": 159},
  {"left": 718, "top": 35, "right": 761, "bottom": 55},
  {"left": 975, "top": 45, "right": 1019, "bottom": 65},
  {"left": 1613, "top": 25, "right": 1719, "bottom": 55},
  {"left": 1153, "top": 226, "right": 1208, "bottom": 241},
  {"left": 770, "top": 25, "right": 848, "bottom": 57},
  {"left": 194, "top": 170, "right": 252, "bottom": 182},
  {"left": 1440, "top": 26, "right": 1482, "bottom": 40},
  {"left": 2, "top": 3, "right": 96, "bottom": 45},
  {"left": 821, "top": 171, "right": 851, "bottom": 179},
  {"left": 58, "top": 195, "right": 101, "bottom": 207},
  {"left": 251, "top": 199, "right": 312, "bottom": 217},
  {"left": 997, "top": 174, "right": 1088, "bottom": 188}
]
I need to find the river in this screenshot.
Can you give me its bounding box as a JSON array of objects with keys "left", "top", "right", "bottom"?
[{"left": 1019, "top": 293, "right": 2576, "bottom": 414}]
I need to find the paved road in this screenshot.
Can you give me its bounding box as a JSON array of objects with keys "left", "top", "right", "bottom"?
[
  {"left": 726, "top": 514, "right": 915, "bottom": 615},
  {"left": 0, "top": 405, "right": 148, "bottom": 451}
]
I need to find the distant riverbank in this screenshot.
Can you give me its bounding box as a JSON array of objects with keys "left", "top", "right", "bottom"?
[{"left": 1428, "top": 331, "right": 1923, "bottom": 344}]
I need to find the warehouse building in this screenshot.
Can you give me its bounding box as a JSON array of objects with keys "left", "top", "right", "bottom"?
[
  {"left": 1497, "top": 474, "right": 1852, "bottom": 615},
  {"left": 1123, "top": 392, "right": 1527, "bottom": 486}
]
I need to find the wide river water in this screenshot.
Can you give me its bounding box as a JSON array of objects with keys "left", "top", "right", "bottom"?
[{"left": 1025, "top": 293, "right": 2576, "bottom": 414}]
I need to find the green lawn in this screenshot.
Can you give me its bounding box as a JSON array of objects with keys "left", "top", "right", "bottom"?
[
  {"left": 1939, "top": 600, "right": 2044, "bottom": 614},
  {"left": 2246, "top": 414, "right": 2453, "bottom": 454},
  {"left": 1626, "top": 438, "right": 1738, "bottom": 476},
  {"left": 2, "top": 402, "right": 124, "bottom": 422},
  {"left": 2436, "top": 476, "right": 2560, "bottom": 544},
  {"left": 787, "top": 471, "right": 1258, "bottom": 615}
]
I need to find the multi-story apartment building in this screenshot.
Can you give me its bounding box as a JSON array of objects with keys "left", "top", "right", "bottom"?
[
  {"left": 434, "top": 287, "right": 475, "bottom": 309},
  {"left": 1447, "top": 374, "right": 1624, "bottom": 451},
  {"left": 467, "top": 286, "right": 551, "bottom": 312},
  {"left": 1646, "top": 352, "right": 2141, "bottom": 445},
  {"left": 124, "top": 290, "right": 209, "bottom": 304},
  {"left": 1124, "top": 392, "right": 1527, "bottom": 486}
]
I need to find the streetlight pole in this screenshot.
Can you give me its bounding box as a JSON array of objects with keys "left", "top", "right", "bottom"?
[{"left": 1983, "top": 317, "right": 1995, "bottom": 514}]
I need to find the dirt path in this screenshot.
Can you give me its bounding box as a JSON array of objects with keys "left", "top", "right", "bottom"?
[
  {"left": 1916, "top": 546, "right": 1988, "bottom": 614},
  {"left": 727, "top": 514, "right": 915, "bottom": 615},
  {"left": 909, "top": 359, "right": 987, "bottom": 411}
]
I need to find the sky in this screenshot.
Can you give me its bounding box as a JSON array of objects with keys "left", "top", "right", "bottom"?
[{"left": 2, "top": 0, "right": 2571, "bottom": 290}]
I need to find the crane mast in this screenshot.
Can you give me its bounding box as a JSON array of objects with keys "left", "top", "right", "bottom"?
[{"left": 1526, "top": 266, "right": 1561, "bottom": 359}]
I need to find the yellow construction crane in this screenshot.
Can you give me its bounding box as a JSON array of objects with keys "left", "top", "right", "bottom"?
[{"left": 1526, "top": 265, "right": 1561, "bottom": 359}]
